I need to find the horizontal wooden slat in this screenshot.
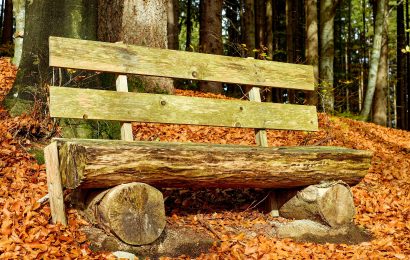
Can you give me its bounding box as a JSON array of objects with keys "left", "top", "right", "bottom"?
[
  {"left": 49, "top": 87, "right": 318, "bottom": 131},
  {"left": 49, "top": 36, "right": 314, "bottom": 90}
]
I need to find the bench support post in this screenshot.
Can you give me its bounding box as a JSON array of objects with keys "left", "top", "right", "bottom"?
[
  {"left": 249, "top": 87, "right": 279, "bottom": 217},
  {"left": 116, "top": 74, "right": 134, "bottom": 141},
  {"left": 44, "top": 142, "right": 67, "bottom": 225}
]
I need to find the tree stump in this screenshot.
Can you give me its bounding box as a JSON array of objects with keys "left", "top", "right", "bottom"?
[
  {"left": 278, "top": 181, "right": 355, "bottom": 227},
  {"left": 83, "top": 182, "right": 166, "bottom": 245}
]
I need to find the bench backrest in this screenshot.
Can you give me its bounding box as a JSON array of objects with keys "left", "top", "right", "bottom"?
[{"left": 48, "top": 37, "right": 318, "bottom": 138}]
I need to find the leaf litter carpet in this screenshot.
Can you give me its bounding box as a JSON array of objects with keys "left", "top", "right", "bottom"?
[{"left": 0, "top": 57, "right": 409, "bottom": 259}]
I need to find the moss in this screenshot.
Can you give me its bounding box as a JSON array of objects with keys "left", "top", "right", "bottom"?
[
  {"left": 59, "top": 119, "right": 121, "bottom": 139},
  {"left": 28, "top": 148, "right": 45, "bottom": 165}
]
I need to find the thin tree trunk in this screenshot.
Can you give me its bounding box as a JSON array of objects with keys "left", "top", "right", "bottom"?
[
  {"left": 226, "top": 0, "right": 240, "bottom": 56},
  {"left": 255, "top": 0, "right": 265, "bottom": 51},
  {"left": 319, "top": 0, "right": 339, "bottom": 113},
  {"left": 396, "top": 0, "right": 405, "bottom": 129},
  {"left": 372, "top": 0, "right": 388, "bottom": 126},
  {"left": 266, "top": 0, "right": 273, "bottom": 59},
  {"left": 0, "top": 0, "right": 5, "bottom": 31},
  {"left": 406, "top": 0, "right": 410, "bottom": 130},
  {"left": 305, "top": 0, "right": 319, "bottom": 106},
  {"left": 1, "top": 0, "right": 12, "bottom": 44},
  {"left": 167, "top": 0, "right": 179, "bottom": 50},
  {"left": 12, "top": 0, "right": 25, "bottom": 67},
  {"left": 186, "top": 0, "right": 192, "bottom": 51},
  {"left": 199, "top": 0, "right": 223, "bottom": 93},
  {"left": 243, "top": 0, "right": 255, "bottom": 57},
  {"left": 359, "top": 0, "right": 386, "bottom": 121}
]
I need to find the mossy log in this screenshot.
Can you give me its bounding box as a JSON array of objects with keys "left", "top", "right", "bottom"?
[
  {"left": 56, "top": 138, "right": 372, "bottom": 189},
  {"left": 81, "top": 182, "right": 166, "bottom": 245},
  {"left": 278, "top": 181, "right": 355, "bottom": 227}
]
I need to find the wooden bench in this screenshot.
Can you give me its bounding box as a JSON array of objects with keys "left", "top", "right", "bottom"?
[{"left": 44, "top": 37, "right": 372, "bottom": 245}]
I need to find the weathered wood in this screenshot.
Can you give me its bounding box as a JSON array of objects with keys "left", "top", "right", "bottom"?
[
  {"left": 115, "top": 75, "right": 133, "bottom": 141},
  {"left": 83, "top": 183, "right": 166, "bottom": 245},
  {"left": 55, "top": 138, "right": 372, "bottom": 190},
  {"left": 248, "top": 87, "right": 269, "bottom": 147},
  {"left": 44, "top": 142, "right": 67, "bottom": 225},
  {"left": 49, "top": 36, "right": 314, "bottom": 90},
  {"left": 278, "top": 182, "right": 356, "bottom": 227},
  {"left": 49, "top": 87, "right": 318, "bottom": 131}
]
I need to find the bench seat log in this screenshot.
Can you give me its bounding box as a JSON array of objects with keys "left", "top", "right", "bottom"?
[
  {"left": 55, "top": 138, "right": 372, "bottom": 190},
  {"left": 49, "top": 87, "right": 318, "bottom": 131},
  {"left": 49, "top": 37, "right": 314, "bottom": 91}
]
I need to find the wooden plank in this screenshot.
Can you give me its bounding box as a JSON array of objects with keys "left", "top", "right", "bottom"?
[
  {"left": 55, "top": 138, "right": 373, "bottom": 189},
  {"left": 115, "top": 75, "right": 133, "bottom": 141},
  {"left": 44, "top": 142, "right": 67, "bottom": 225},
  {"left": 49, "top": 87, "right": 319, "bottom": 131},
  {"left": 49, "top": 36, "right": 314, "bottom": 91},
  {"left": 248, "top": 87, "right": 269, "bottom": 147}
]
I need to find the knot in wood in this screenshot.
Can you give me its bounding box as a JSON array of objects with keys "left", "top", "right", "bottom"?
[
  {"left": 82, "top": 114, "right": 88, "bottom": 120},
  {"left": 160, "top": 100, "right": 167, "bottom": 106},
  {"left": 192, "top": 71, "right": 198, "bottom": 78},
  {"left": 235, "top": 122, "right": 241, "bottom": 127}
]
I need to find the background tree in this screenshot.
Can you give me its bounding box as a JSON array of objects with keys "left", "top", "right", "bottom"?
[
  {"left": 199, "top": 0, "right": 223, "bottom": 93},
  {"left": 1, "top": 0, "right": 12, "bottom": 44},
  {"left": 305, "top": 0, "right": 319, "bottom": 106},
  {"left": 359, "top": 0, "right": 387, "bottom": 121}
]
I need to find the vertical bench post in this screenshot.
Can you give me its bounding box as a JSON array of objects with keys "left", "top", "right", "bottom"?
[
  {"left": 44, "top": 142, "right": 67, "bottom": 225},
  {"left": 248, "top": 87, "right": 279, "bottom": 217},
  {"left": 116, "top": 75, "right": 134, "bottom": 141}
]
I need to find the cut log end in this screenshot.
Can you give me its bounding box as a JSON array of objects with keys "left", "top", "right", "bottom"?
[
  {"left": 85, "top": 183, "right": 166, "bottom": 245},
  {"left": 279, "top": 182, "right": 355, "bottom": 227}
]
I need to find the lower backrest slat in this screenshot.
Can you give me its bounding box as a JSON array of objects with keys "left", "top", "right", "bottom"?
[{"left": 49, "top": 86, "right": 318, "bottom": 131}]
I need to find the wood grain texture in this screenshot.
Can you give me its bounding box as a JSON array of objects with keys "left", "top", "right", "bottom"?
[
  {"left": 278, "top": 182, "right": 356, "bottom": 227},
  {"left": 85, "top": 183, "right": 166, "bottom": 245},
  {"left": 44, "top": 142, "right": 67, "bottom": 225},
  {"left": 49, "top": 36, "right": 314, "bottom": 90},
  {"left": 248, "top": 87, "right": 269, "bottom": 147},
  {"left": 49, "top": 87, "right": 318, "bottom": 131},
  {"left": 55, "top": 138, "right": 373, "bottom": 190},
  {"left": 115, "top": 75, "right": 133, "bottom": 141}
]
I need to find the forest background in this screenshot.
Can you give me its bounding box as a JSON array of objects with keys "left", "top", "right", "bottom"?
[{"left": 0, "top": 0, "right": 409, "bottom": 131}]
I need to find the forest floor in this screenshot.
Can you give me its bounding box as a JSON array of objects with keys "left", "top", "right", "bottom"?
[{"left": 0, "top": 57, "right": 409, "bottom": 259}]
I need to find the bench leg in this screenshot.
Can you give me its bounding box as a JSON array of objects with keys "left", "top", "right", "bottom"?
[
  {"left": 266, "top": 191, "right": 279, "bottom": 217},
  {"left": 44, "top": 142, "right": 67, "bottom": 225}
]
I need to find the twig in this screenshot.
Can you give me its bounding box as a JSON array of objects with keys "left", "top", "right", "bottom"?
[
  {"left": 197, "top": 216, "right": 224, "bottom": 241},
  {"left": 37, "top": 194, "right": 49, "bottom": 204}
]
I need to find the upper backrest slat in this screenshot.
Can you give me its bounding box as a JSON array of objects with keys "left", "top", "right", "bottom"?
[
  {"left": 49, "top": 37, "right": 314, "bottom": 91},
  {"left": 49, "top": 87, "right": 318, "bottom": 131}
]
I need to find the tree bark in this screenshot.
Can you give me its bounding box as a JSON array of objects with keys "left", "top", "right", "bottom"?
[
  {"left": 372, "top": 0, "right": 388, "bottom": 126},
  {"left": 98, "top": 0, "right": 175, "bottom": 94},
  {"left": 56, "top": 139, "right": 372, "bottom": 190},
  {"left": 359, "top": 0, "right": 386, "bottom": 121},
  {"left": 185, "top": 0, "right": 192, "bottom": 51},
  {"left": 278, "top": 182, "right": 355, "bottom": 227},
  {"left": 243, "top": 0, "right": 255, "bottom": 58},
  {"left": 11, "top": 0, "right": 25, "bottom": 67},
  {"left": 199, "top": 0, "right": 223, "bottom": 94},
  {"left": 305, "top": 0, "right": 319, "bottom": 106},
  {"left": 4, "top": 0, "right": 97, "bottom": 116},
  {"left": 167, "top": 0, "right": 179, "bottom": 50},
  {"left": 397, "top": 0, "right": 406, "bottom": 129},
  {"left": 319, "top": 0, "right": 340, "bottom": 113},
  {"left": 81, "top": 183, "right": 166, "bottom": 245}
]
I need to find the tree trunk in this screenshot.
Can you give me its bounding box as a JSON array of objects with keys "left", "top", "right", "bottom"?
[
  {"left": 305, "top": 0, "right": 319, "bottom": 106},
  {"left": 167, "top": 0, "right": 179, "bottom": 50},
  {"left": 1, "top": 0, "right": 12, "bottom": 44},
  {"left": 226, "top": 0, "right": 240, "bottom": 56},
  {"left": 56, "top": 139, "right": 372, "bottom": 190},
  {"left": 11, "top": 0, "right": 25, "bottom": 67},
  {"left": 255, "top": 0, "right": 265, "bottom": 51},
  {"left": 278, "top": 182, "right": 355, "bottom": 227},
  {"left": 372, "top": 0, "right": 388, "bottom": 126},
  {"left": 81, "top": 183, "right": 166, "bottom": 245},
  {"left": 286, "top": 0, "right": 295, "bottom": 63},
  {"left": 185, "top": 0, "right": 192, "bottom": 51},
  {"left": 397, "top": 0, "right": 406, "bottom": 129},
  {"left": 98, "top": 0, "right": 174, "bottom": 94},
  {"left": 243, "top": 0, "right": 255, "bottom": 57},
  {"left": 199, "top": 0, "right": 223, "bottom": 93},
  {"left": 265, "top": 0, "right": 273, "bottom": 59},
  {"left": 4, "top": 0, "right": 98, "bottom": 116},
  {"left": 319, "top": 0, "right": 339, "bottom": 113},
  {"left": 359, "top": 0, "right": 386, "bottom": 121}
]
